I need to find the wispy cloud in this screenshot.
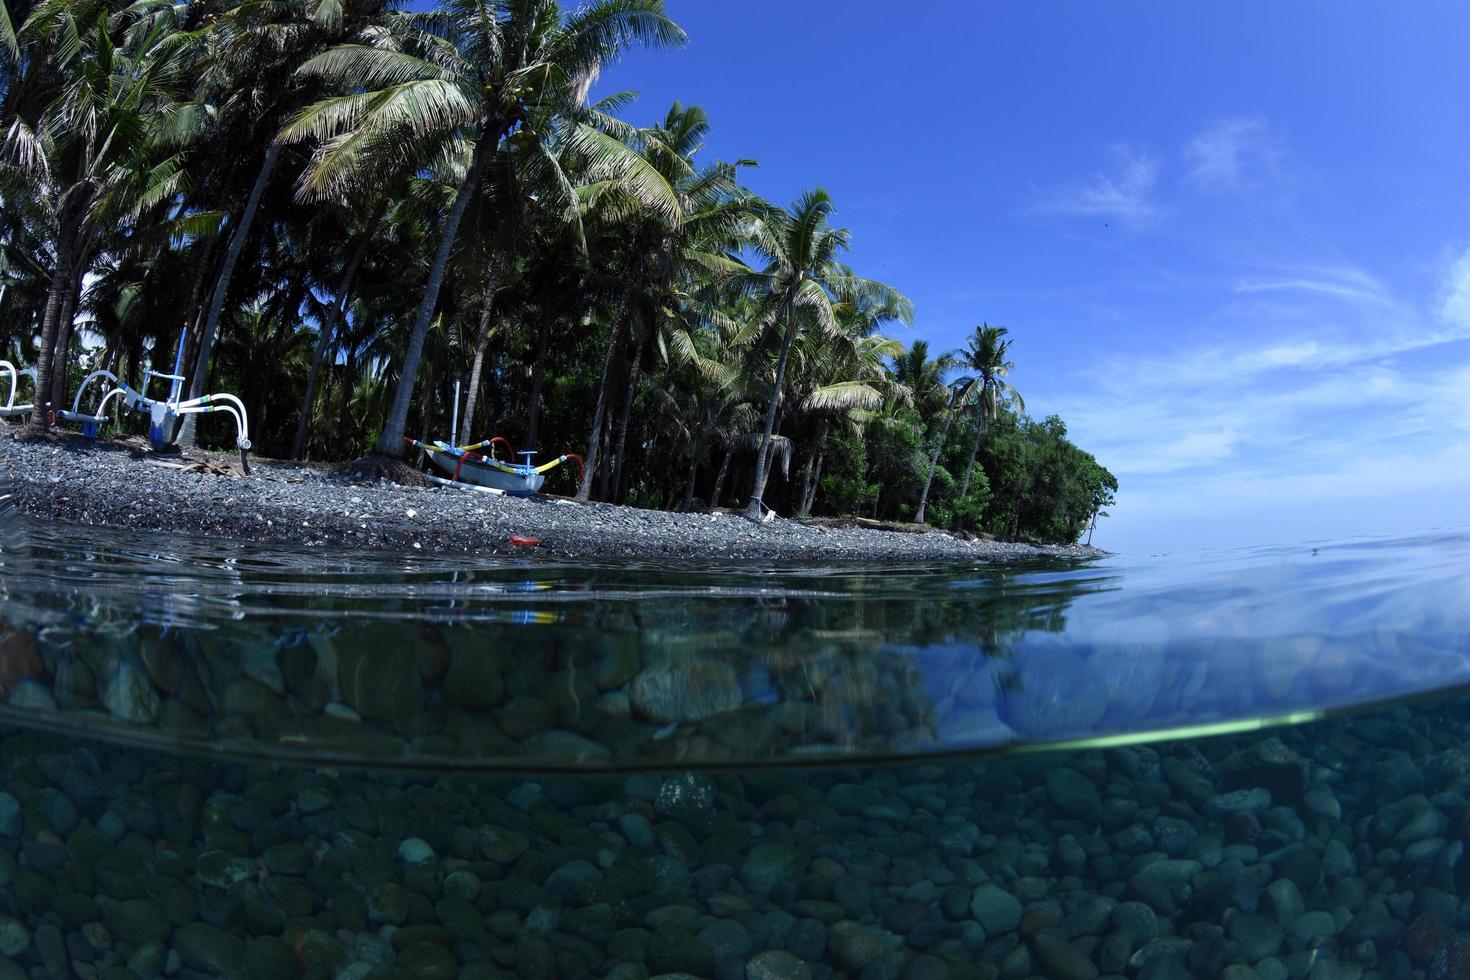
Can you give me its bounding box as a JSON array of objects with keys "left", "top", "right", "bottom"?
[
  {"left": 1031, "top": 144, "right": 1162, "bottom": 227},
  {"left": 1232, "top": 265, "right": 1389, "bottom": 304},
  {"left": 1184, "top": 116, "right": 1283, "bottom": 192},
  {"left": 1040, "top": 250, "right": 1470, "bottom": 550}
]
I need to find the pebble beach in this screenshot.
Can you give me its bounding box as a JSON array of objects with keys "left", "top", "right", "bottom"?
[{"left": 0, "top": 429, "right": 1100, "bottom": 563}]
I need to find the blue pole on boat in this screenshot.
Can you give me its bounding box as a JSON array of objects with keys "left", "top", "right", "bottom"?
[{"left": 170, "top": 326, "right": 186, "bottom": 403}]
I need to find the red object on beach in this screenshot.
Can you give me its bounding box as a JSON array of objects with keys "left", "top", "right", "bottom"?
[{"left": 509, "top": 535, "right": 540, "bottom": 547}]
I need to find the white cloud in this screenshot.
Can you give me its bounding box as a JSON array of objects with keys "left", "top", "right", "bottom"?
[
  {"left": 1184, "top": 117, "right": 1282, "bottom": 192},
  {"left": 1436, "top": 246, "right": 1470, "bottom": 327},
  {"left": 1031, "top": 144, "right": 1161, "bottom": 226},
  {"left": 1039, "top": 253, "right": 1470, "bottom": 551}
]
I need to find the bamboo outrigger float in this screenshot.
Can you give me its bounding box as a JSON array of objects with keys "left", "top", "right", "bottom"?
[
  {"left": 57, "top": 328, "right": 253, "bottom": 473},
  {"left": 406, "top": 382, "right": 582, "bottom": 497},
  {"left": 0, "top": 361, "right": 36, "bottom": 418}
]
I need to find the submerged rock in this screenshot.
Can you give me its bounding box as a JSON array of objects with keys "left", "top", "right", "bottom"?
[
  {"left": 102, "top": 665, "right": 161, "bottom": 724},
  {"left": 629, "top": 660, "right": 743, "bottom": 723}
]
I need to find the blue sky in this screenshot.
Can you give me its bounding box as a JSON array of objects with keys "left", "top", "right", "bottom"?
[{"left": 600, "top": 2, "right": 1470, "bottom": 553}]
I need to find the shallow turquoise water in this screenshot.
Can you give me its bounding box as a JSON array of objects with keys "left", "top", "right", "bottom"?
[{"left": 2, "top": 510, "right": 1469, "bottom": 979}]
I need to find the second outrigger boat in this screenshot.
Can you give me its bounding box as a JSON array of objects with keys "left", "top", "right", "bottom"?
[
  {"left": 407, "top": 435, "right": 582, "bottom": 497},
  {"left": 406, "top": 383, "right": 581, "bottom": 497}
]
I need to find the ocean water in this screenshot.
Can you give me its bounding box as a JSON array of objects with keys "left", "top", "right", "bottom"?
[{"left": 1, "top": 508, "right": 1469, "bottom": 980}]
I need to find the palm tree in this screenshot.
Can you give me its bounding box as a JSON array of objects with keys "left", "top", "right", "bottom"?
[
  {"left": 282, "top": 0, "right": 684, "bottom": 468},
  {"left": 955, "top": 323, "right": 1023, "bottom": 505},
  {"left": 5, "top": 0, "right": 186, "bottom": 431},
  {"left": 732, "top": 189, "right": 912, "bottom": 520},
  {"left": 914, "top": 380, "right": 974, "bottom": 525}
]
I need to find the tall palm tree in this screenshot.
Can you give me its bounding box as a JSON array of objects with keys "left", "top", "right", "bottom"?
[
  {"left": 282, "top": 0, "right": 684, "bottom": 467},
  {"left": 913, "top": 379, "right": 969, "bottom": 525},
  {"left": 5, "top": 0, "right": 186, "bottom": 431},
  {"left": 955, "top": 323, "right": 1023, "bottom": 505},
  {"left": 732, "top": 189, "right": 912, "bottom": 519}
]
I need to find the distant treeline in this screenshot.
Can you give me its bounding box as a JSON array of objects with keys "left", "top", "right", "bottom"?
[{"left": 0, "top": 0, "right": 1114, "bottom": 542}]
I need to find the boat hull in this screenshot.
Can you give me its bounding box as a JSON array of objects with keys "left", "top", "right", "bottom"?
[{"left": 427, "top": 444, "right": 545, "bottom": 496}]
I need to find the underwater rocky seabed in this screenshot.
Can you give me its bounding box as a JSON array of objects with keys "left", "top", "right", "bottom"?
[{"left": 3, "top": 698, "right": 1470, "bottom": 980}]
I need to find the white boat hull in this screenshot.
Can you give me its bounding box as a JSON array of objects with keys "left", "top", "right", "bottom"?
[{"left": 427, "top": 444, "right": 545, "bottom": 496}]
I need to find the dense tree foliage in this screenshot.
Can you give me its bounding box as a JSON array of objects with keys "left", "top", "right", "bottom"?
[{"left": 0, "top": 0, "right": 1115, "bottom": 543}]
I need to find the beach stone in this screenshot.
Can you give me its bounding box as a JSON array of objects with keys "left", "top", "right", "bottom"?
[
  {"left": 0, "top": 918, "right": 27, "bottom": 958},
  {"left": 1209, "top": 789, "right": 1272, "bottom": 817},
  {"left": 0, "top": 793, "right": 19, "bottom": 838},
  {"left": 630, "top": 660, "right": 742, "bottom": 723},
  {"left": 337, "top": 646, "right": 423, "bottom": 722},
  {"left": 104, "top": 898, "right": 170, "bottom": 946},
  {"left": 647, "top": 929, "right": 715, "bottom": 976},
  {"left": 367, "top": 883, "right": 409, "bottom": 925},
  {"left": 742, "top": 843, "right": 803, "bottom": 896},
  {"left": 443, "top": 870, "right": 481, "bottom": 901},
  {"left": 618, "top": 812, "right": 656, "bottom": 846},
  {"left": 1263, "top": 879, "right": 1304, "bottom": 925},
  {"left": 656, "top": 773, "right": 717, "bottom": 815},
  {"left": 745, "top": 950, "right": 811, "bottom": 980},
  {"left": 175, "top": 922, "right": 245, "bottom": 974},
  {"left": 398, "top": 837, "right": 435, "bottom": 864},
  {"left": 826, "top": 921, "right": 885, "bottom": 972},
  {"left": 263, "top": 841, "right": 313, "bottom": 875},
  {"left": 0, "top": 958, "right": 24, "bottom": 980},
  {"left": 1321, "top": 839, "right": 1355, "bottom": 876},
  {"left": 243, "top": 936, "right": 299, "bottom": 980},
  {"left": 1161, "top": 757, "right": 1215, "bottom": 807},
  {"left": 970, "top": 883, "right": 1022, "bottom": 937},
  {"left": 443, "top": 648, "right": 504, "bottom": 708},
  {"left": 1032, "top": 928, "right": 1099, "bottom": 980},
  {"left": 1289, "top": 911, "right": 1338, "bottom": 945},
  {"left": 1303, "top": 787, "right": 1341, "bottom": 821},
  {"left": 397, "top": 941, "right": 457, "bottom": 979},
  {"left": 1306, "top": 962, "right": 1362, "bottom": 980},
  {"left": 1046, "top": 768, "right": 1102, "bottom": 823},
  {"left": 998, "top": 652, "right": 1107, "bottom": 737},
  {"left": 1128, "top": 859, "right": 1200, "bottom": 914},
  {"left": 479, "top": 826, "right": 529, "bottom": 863},
  {"left": 126, "top": 941, "right": 167, "bottom": 977},
  {"left": 1228, "top": 913, "right": 1283, "bottom": 962},
  {"left": 196, "top": 850, "right": 255, "bottom": 889},
  {"left": 699, "top": 919, "right": 752, "bottom": 960},
  {"left": 102, "top": 665, "right": 161, "bottom": 724},
  {"left": 545, "top": 860, "right": 602, "bottom": 901},
  {"left": 1222, "top": 738, "right": 1308, "bottom": 802}
]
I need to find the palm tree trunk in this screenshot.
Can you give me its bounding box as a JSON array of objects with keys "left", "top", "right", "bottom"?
[
  {"left": 291, "top": 214, "right": 379, "bottom": 460},
  {"left": 609, "top": 339, "right": 645, "bottom": 503},
  {"left": 915, "top": 397, "right": 959, "bottom": 524},
  {"left": 458, "top": 289, "right": 497, "bottom": 446},
  {"left": 745, "top": 303, "right": 798, "bottom": 520},
  {"left": 957, "top": 407, "right": 986, "bottom": 503},
  {"left": 373, "top": 125, "right": 497, "bottom": 459},
  {"left": 29, "top": 193, "right": 88, "bottom": 429},
  {"left": 680, "top": 457, "right": 698, "bottom": 511},
  {"left": 178, "top": 143, "right": 281, "bottom": 447},
  {"left": 47, "top": 263, "right": 84, "bottom": 413},
  {"left": 525, "top": 317, "right": 550, "bottom": 449},
  {"left": 711, "top": 445, "right": 733, "bottom": 509},
  {"left": 578, "top": 279, "right": 638, "bottom": 501},
  {"left": 803, "top": 452, "right": 825, "bottom": 516}
]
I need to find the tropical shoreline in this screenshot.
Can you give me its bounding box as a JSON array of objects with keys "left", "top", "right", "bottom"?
[{"left": 1, "top": 429, "right": 1104, "bottom": 564}]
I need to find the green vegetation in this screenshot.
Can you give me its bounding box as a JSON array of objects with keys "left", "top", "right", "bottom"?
[{"left": 0, "top": 0, "right": 1115, "bottom": 543}]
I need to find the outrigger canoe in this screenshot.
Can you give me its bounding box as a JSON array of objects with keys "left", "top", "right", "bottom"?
[{"left": 406, "top": 436, "right": 582, "bottom": 497}]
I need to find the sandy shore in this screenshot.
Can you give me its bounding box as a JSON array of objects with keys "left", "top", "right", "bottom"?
[{"left": 1, "top": 428, "right": 1102, "bottom": 563}]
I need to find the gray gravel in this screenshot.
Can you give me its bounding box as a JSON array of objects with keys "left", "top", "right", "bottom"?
[{"left": 1, "top": 428, "right": 1102, "bottom": 563}]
